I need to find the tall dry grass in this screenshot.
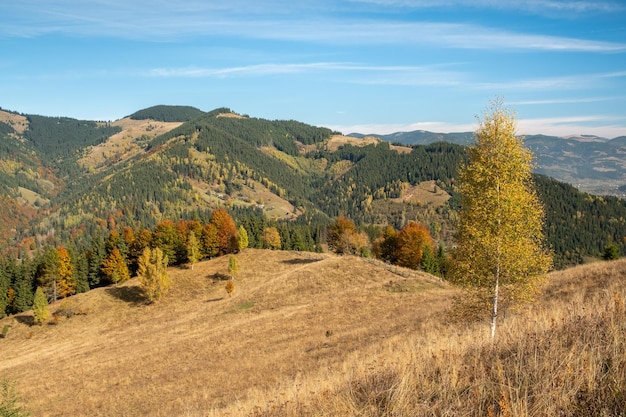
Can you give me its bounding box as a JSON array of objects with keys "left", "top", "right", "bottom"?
[{"left": 206, "top": 260, "right": 626, "bottom": 416}]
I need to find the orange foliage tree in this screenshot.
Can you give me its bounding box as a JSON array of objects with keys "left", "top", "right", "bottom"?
[
  {"left": 396, "top": 222, "right": 434, "bottom": 270},
  {"left": 56, "top": 246, "right": 75, "bottom": 298},
  {"left": 210, "top": 209, "right": 238, "bottom": 255},
  {"left": 101, "top": 247, "right": 130, "bottom": 285}
]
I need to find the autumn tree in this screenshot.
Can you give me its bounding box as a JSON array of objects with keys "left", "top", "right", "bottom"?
[
  {"left": 200, "top": 223, "right": 219, "bottom": 258},
  {"left": 450, "top": 100, "right": 552, "bottom": 340},
  {"left": 237, "top": 225, "right": 249, "bottom": 252},
  {"left": 56, "top": 246, "right": 75, "bottom": 298},
  {"left": 228, "top": 254, "right": 239, "bottom": 278},
  {"left": 33, "top": 287, "right": 50, "bottom": 324},
  {"left": 138, "top": 247, "right": 171, "bottom": 302},
  {"left": 101, "top": 247, "right": 130, "bottom": 285},
  {"left": 372, "top": 226, "right": 399, "bottom": 263},
  {"left": 152, "top": 220, "right": 183, "bottom": 265},
  {"left": 396, "top": 222, "right": 434, "bottom": 270},
  {"left": 327, "top": 216, "right": 370, "bottom": 256},
  {"left": 186, "top": 231, "right": 200, "bottom": 270},
  {"left": 210, "top": 209, "right": 238, "bottom": 255},
  {"left": 262, "top": 227, "right": 282, "bottom": 250}
]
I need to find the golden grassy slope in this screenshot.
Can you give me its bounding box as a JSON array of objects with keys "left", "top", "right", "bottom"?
[
  {"left": 78, "top": 118, "right": 183, "bottom": 171},
  {"left": 3, "top": 253, "right": 625, "bottom": 416},
  {"left": 0, "top": 250, "right": 452, "bottom": 416}
]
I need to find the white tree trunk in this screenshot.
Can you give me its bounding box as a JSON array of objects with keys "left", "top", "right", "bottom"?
[{"left": 491, "top": 275, "right": 499, "bottom": 341}]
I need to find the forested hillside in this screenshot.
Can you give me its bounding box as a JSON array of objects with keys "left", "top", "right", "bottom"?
[{"left": 1, "top": 104, "right": 626, "bottom": 289}]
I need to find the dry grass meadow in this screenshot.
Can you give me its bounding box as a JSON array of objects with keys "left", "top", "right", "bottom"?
[{"left": 1, "top": 250, "right": 625, "bottom": 416}]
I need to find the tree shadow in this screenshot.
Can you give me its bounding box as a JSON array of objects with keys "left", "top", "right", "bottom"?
[
  {"left": 209, "top": 272, "right": 230, "bottom": 281},
  {"left": 282, "top": 257, "right": 323, "bottom": 265},
  {"left": 14, "top": 315, "right": 34, "bottom": 326},
  {"left": 206, "top": 297, "right": 224, "bottom": 303},
  {"left": 106, "top": 286, "right": 147, "bottom": 306}
]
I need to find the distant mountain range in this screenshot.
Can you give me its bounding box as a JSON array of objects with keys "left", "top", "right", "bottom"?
[{"left": 349, "top": 130, "right": 626, "bottom": 196}]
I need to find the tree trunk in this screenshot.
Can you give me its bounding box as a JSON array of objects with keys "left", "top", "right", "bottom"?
[{"left": 491, "top": 275, "right": 499, "bottom": 341}]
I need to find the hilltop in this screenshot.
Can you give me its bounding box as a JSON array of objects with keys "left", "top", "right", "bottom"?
[{"left": 1, "top": 250, "right": 624, "bottom": 416}]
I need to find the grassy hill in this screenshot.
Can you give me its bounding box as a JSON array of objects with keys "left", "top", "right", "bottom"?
[{"left": 1, "top": 250, "right": 625, "bottom": 416}]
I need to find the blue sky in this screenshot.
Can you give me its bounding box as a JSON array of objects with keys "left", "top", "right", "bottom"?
[{"left": 1, "top": 0, "right": 625, "bottom": 137}]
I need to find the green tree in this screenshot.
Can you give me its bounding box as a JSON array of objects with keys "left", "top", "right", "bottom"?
[
  {"left": 0, "top": 378, "right": 30, "bottom": 417},
  {"left": 450, "top": 100, "right": 552, "bottom": 340},
  {"left": 602, "top": 242, "right": 620, "bottom": 260},
  {"left": 138, "top": 247, "right": 171, "bottom": 302},
  {"left": 32, "top": 287, "right": 50, "bottom": 325}
]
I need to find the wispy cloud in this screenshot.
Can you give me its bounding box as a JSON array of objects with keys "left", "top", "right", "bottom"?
[
  {"left": 474, "top": 71, "right": 626, "bottom": 92},
  {"left": 511, "top": 96, "right": 626, "bottom": 105},
  {"left": 349, "top": 0, "right": 625, "bottom": 15},
  {"left": 145, "top": 62, "right": 467, "bottom": 87},
  {"left": 3, "top": 1, "right": 625, "bottom": 52},
  {"left": 517, "top": 115, "right": 626, "bottom": 137}
]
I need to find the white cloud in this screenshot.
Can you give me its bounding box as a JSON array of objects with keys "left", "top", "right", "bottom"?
[
  {"left": 3, "top": 1, "right": 625, "bottom": 52},
  {"left": 349, "top": 0, "right": 624, "bottom": 15}
]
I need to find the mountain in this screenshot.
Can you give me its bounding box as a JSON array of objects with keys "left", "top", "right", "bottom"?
[
  {"left": 1, "top": 105, "right": 626, "bottom": 269},
  {"left": 351, "top": 129, "right": 626, "bottom": 196}
]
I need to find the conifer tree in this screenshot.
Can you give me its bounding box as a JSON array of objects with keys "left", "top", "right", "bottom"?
[
  {"left": 101, "top": 247, "right": 130, "bottom": 285},
  {"left": 138, "top": 247, "right": 171, "bottom": 302},
  {"left": 451, "top": 100, "right": 552, "bottom": 340},
  {"left": 186, "top": 231, "right": 200, "bottom": 270},
  {"left": 32, "top": 287, "right": 50, "bottom": 325},
  {"left": 0, "top": 378, "right": 30, "bottom": 417},
  {"left": 56, "top": 246, "right": 75, "bottom": 298},
  {"left": 228, "top": 254, "right": 239, "bottom": 278},
  {"left": 237, "top": 225, "right": 249, "bottom": 252}
]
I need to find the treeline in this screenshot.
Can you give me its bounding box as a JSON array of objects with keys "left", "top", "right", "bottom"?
[
  {"left": 0, "top": 207, "right": 326, "bottom": 318},
  {"left": 129, "top": 105, "right": 205, "bottom": 122}
]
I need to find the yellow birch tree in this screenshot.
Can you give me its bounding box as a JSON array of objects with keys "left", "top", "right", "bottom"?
[{"left": 451, "top": 100, "right": 552, "bottom": 340}]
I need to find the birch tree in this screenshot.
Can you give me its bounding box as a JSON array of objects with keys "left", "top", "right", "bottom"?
[{"left": 451, "top": 100, "right": 552, "bottom": 340}]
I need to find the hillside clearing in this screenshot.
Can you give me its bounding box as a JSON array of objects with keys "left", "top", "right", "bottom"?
[
  {"left": 0, "top": 249, "right": 452, "bottom": 416},
  {"left": 78, "top": 118, "right": 182, "bottom": 170}
]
